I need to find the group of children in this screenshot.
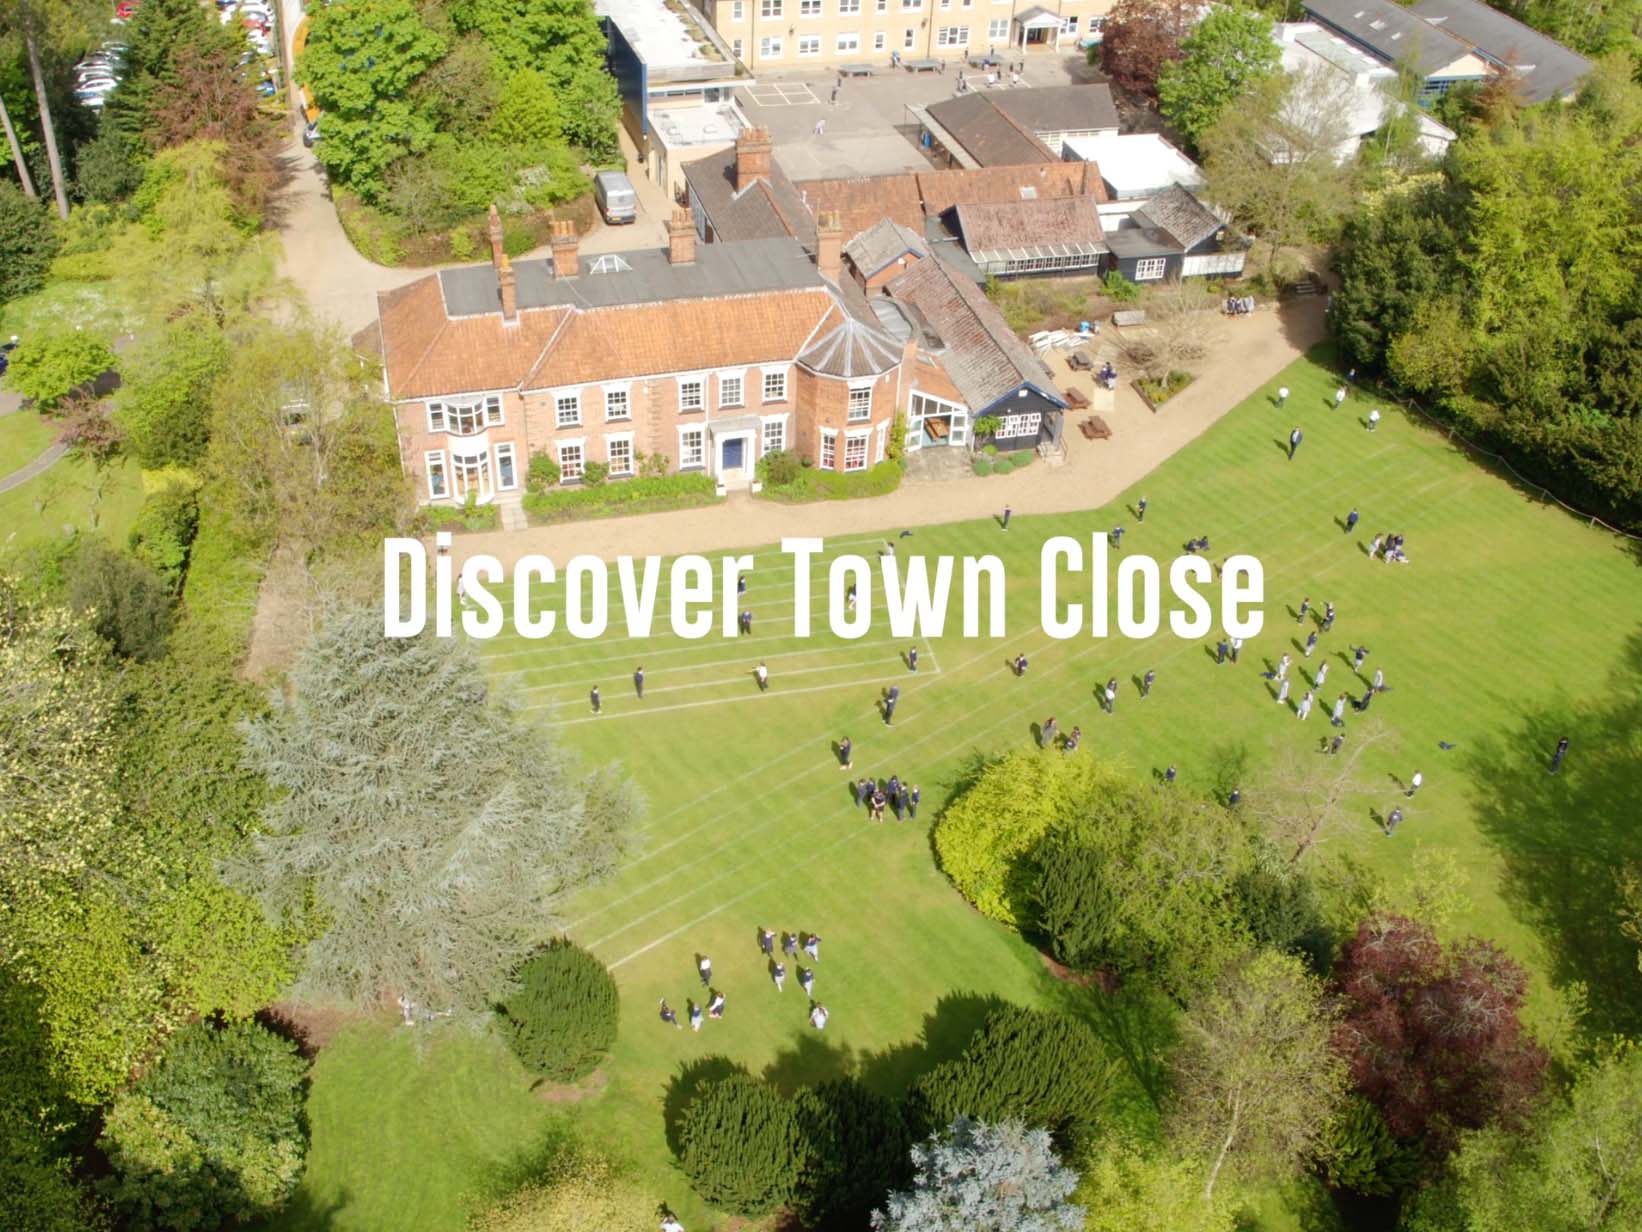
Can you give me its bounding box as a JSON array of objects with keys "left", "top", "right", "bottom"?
[{"left": 660, "top": 930, "right": 830, "bottom": 1035}]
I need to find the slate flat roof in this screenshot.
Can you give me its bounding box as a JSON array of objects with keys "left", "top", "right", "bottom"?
[
  {"left": 1302, "top": 0, "right": 1477, "bottom": 75},
  {"left": 1411, "top": 0, "right": 1592, "bottom": 101},
  {"left": 438, "top": 236, "right": 821, "bottom": 318}
]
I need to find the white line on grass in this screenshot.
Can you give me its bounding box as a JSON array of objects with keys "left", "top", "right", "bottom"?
[{"left": 539, "top": 663, "right": 940, "bottom": 724}]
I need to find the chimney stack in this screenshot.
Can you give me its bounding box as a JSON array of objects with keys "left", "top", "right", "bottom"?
[
  {"left": 488, "top": 203, "right": 505, "bottom": 269},
  {"left": 816, "top": 209, "right": 844, "bottom": 284},
  {"left": 667, "top": 206, "right": 697, "bottom": 265},
  {"left": 734, "top": 126, "right": 772, "bottom": 192},
  {"left": 550, "top": 220, "right": 579, "bottom": 278},
  {"left": 498, "top": 254, "right": 517, "bottom": 321}
]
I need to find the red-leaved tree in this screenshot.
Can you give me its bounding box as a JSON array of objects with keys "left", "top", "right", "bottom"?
[
  {"left": 1331, "top": 915, "right": 1546, "bottom": 1153},
  {"left": 1100, "top": 0, "right": 1201, "bottom": 102},
  {"left": 147, "top": 44, "right": 281, "bottom": 222}
]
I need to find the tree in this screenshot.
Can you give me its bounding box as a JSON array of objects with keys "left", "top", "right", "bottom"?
[
  {"left": 1202, "top": 65, "right": 1359, "bottom": 273},
  {"left": 1099, "top": 0, "right": 1200, "bottom": 100},
  {"left": 1158, "top": 7, "right": 1281, "bottom": 147},
  {"left": 871, "top": 1117, "right": 1084, "bottom": 1232},
  {"left": 126, "top": 480, "right": 201, "bottom": 593},
  {"left": 908, "top": 1006, "right": 1115, "bottom": 1149},
  {"left": 1076, "top": 1141, "right": 1239, "bottom": 1232},
  {"left": 115, "top": 314, "right": 229, "bottom": 466},
  {"left": 1319, "top": 1095, "right": 1421, "bottom": 1197},
  {"left": 1244, "top": 718, "right": 1391, "bottom": 863},
  {"left": 793, "top": 1078, "right": 915, "bottom": 1231},
  {"left": 17, "top": 4, "right": 69, "bottom": 218},
  {"left": 1331, "top": 915, "right": 1546, "bottom": 1152},
  {"left": 101, "top": 0, "right": 236, "bottom": 143},
  {"left": 73, "top": 129, "right": 146, "bottom": 204},
  {"left": 0, "top": 178, "right": 57, "bottom": 302},
  {"left": 97, "top": 1021, "right": 309, "bottom": 1231},
  {"left": 678, "top": 1071, "right": 803, "bottom": 1215},
  {"left": 468, "top": 1151, "right": 656, "bottom": 1232},
  {"left": 64, "top": 542, "right": 174, "bottom": 661},
  {"left": 0, "top": 86, "right": 36, "bottom": 197},
  {"left": 1118, "top": 278, "right": 1225, "bottom": 381},
  {"left": 1621, "top": 864, "right": 1642, "bottom": 979},
  {"left": 498, "top": 940, "right": 619, "bottom": 1082},
  {"left": 1446, "top": 1045, "right": 1642, "bottom": 1231},
  {"left": 450, "top": 0, "right": 607, "bottom": 80},
  {"left": 2, "top": 328, "right": 114, "bottom": 408},
  {"left": 552, "top": 63, "right": 621, "bottom": 162},
  {"left": 147, "top": 43, "right": 280, "bottom": 221},
  {"left": 229, "top": 606, "right": 639, "bottom": 1011},
  {"left": 299, "top": 0, "right": 447, "bottom": 204},
  {"left": 1167, "top": 950, "right": 1346, "bottom": 1203}
]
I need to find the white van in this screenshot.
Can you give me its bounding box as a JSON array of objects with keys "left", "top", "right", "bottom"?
[{"left": 594, "top": 171, "right": 638, "bottom": 225}]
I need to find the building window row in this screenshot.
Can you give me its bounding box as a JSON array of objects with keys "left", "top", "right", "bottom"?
[{"left": 936, "top": 24, "right": 968, "bottom": 45}]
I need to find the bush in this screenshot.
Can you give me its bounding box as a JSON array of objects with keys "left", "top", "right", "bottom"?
[
  {"left": 679, "top": 1072, "right": 803, "bottom": 1215},
  {"left": 448, "top": 226, "right": 477, "bottom": 260},
  {"left": 75, "top": 130, "right": 148, "bottom": 205},
  {"left": 3, "top": 329, "right": 116, "bottom": 410},
  {"left": 66, "top": 542, "right": 175, "bottom": 662},
  {"left": 1103, "top": 270, "right": 1142, "bottom": 303},
  {"left": 128, "top": 482, "right": 202, "bottom": 592},
  {"left": 907, "top": 1005, "right": 1113, "bottom": 1148},
  {"left": 757, "top": 459, "right": 904, "bottom": 503},
  {"left": 793, "top": 1078, "right": 914, "bottom": 1231},
  {"left": 98, "top": 1021, "right": 309, "bottom": 1231},
  {"left": 116, "top": 318, "right": 230, "bottom": 467},
  {"left": 0, "top": 182, "right": 61, "bottom": 304},
  {"left": 973, "top": 415, "right": 1002, "bottom": 437},
  {"left": 499, "top": 940, "right": 619, "bottom": 1082},
  {"left": 1032, "top": 831, "right": 1121, "bottom": 971},
  {"left": 755, "top": 448, "right": 802, "bottom": 487},
  {"left": 526, "top": 452, "right": 561, "bottom": 493},
  {"left": 521, "top": 472, "right": 720, "bottom": 524},
  {"left": 468, "top": 1151, "right": 655, "bottom": 1231},
  {"left": 425, "top": 492, "right": 500, "bottom": 532},
  {"left": 582, "top": 459, "right": 609, "bottom": 487},
  {"left": 972, "top": 459, "right": 993, "bottom": 476},
  {"left": 1321, "top": 1096, "right": 1422, "bottom": 1197}
]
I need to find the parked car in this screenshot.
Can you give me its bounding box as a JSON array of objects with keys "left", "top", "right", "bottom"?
[
  {"left": 255, "top": 78, "right": 276, "bottom": 97},
  {"left": 113, "top": 1, "right": 140, "bottom": 19},
  {"left": 594, "top": 170, "right": 638, "bottom": 225}
]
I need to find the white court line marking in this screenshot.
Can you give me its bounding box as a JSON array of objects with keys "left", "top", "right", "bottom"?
[
  {"left": 519, "top": 653, "right": 932, "bottom": 709},
  {"left": 565, "top": 445, "right": 1431, "bottom": 936},
  {"left": 541, "top": 663, "right": 939, "bottom": 725},
  {"left": 488, "top": 635, "right": 913, "bottom": 682}
]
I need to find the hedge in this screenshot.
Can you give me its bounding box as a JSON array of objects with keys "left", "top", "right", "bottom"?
[
  {"left": 499, "top": 940, "right": 619, "bottom": 1083},
  {"left": 679, "top": 1073, "right": 803, "bottom": 1215},
  {"left": 522, "top": 473, "right": 720, "bottom": 524},
  {"left": 757, "top": 459, "right": 904, "bottom": 503}
]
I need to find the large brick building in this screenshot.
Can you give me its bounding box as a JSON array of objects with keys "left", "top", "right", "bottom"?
[{"left": 363, "top": 204, "right": 1064, "bottom": 512}]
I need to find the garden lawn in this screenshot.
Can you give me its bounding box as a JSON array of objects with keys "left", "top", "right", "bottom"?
[
  {"left": 0, "top": 454, "right": 144, "bottom": 549},
  {"left": 0, "top": 411, "right": 56, "bottom": 477},
  {"left": 279, "top": 350, "right": 1642, "bottom": 1230}
]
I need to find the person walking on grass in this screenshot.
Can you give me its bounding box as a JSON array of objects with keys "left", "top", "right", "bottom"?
[
  {"left": 1345, "top": 508, "right": 1360, "bottom": 535},
  {"left": 1277, "top": 678, "right": 1291, "bottom": 705},
  {"left": 799, "top": 966, "right": 814, "bottom": 998},
  {"left": 689, "top": 1000, "right": 703, "bottom": 1032},
  {"left": 755, "top": 661, "right": 769, "bottom": 691},
  {"left": 909, "top": 784, "right": 921, "bottom": 818},
  {"left": 1138, "top": 495, "right": 1147, "bottom": 522},
  {"left": 810, "top": 1003, "right": 829, "bottom": 1030},
  {"left": 1549, "top": 736, "right": 1570, "bottom": 774},
  {"left": 1297, "top": 596, "right": 1310, "bottom": 625},
  {"left": 1276, "top": 386, "right": 1290, "bottom": 408},
  {"left": 883, "top": 686, "right": 899, "bottom": 726},
  {"left": 1231, "top": 636, "right": 1243, "bottom": 664},
  {"left": 908, "top": 645, "right": 919, "bottom": 673},
  {"left": 759, "top": 927, "right": 775, "bottom": 958},
  {"left": 1164, "top": 765, "right": 1177, "bottom": 785},
  {"left": 708, "top": 990, "right": 725, "bottom": 1020},
  {"left": 661, "top": 1212, "right": 685, "bottom": 1232},
  {"left": 1332, "top": 692, "right": 1347, "bottom": 726},
  {"left": 1040, "top": 715, "right": 1058, "bottom": 750},
  {"left": 1334, "top": 386, "right": 1346, "bottom": 409},
  {"left": 1104, "top": 678, "right": 1118, "bottom": 714},
  {"left": 1001, "top": 504, "right": 1012, "bottom": 531},
  {"left": 1217, "top": 637, "right": 1229, "bottom": 665},
  {"left": 1406, "top": 771, "right": 1423, "bottom": 798},
  {"left": 1329, "top": 733, "right": 1345, "bottom": 755},
  {"left": 783, "top": 931, "right": 799, "bottom": 959},
  {"left": 660, "top": 999, "right": 681, "bottom": 1029},
  {"left": 871, "top": 785, "right": 887, "bottom": 822},
  {"left": 1304, "top": 630, "right": 1319, "bottom": 658},
  {"left": 1142, "top": 669, "right": 1156, "bottom": 698},
  {"left": 838, "top": 736, "right": 853, "bottom": 770},
  {"left": 698, "top": 955, "right": 712, "bottom": 988},
  {"left": 1276, "top": 653, "right": 1291, "bottom": 681},
  {"left": 1297, "top": 691, "right": 1313, "bottom": 721},
  {"left": 1385, "top": 806, "right": 1404, "bottom": 837},
  {"left": 590, "top": 685, "right": 601, "bottom": 714},
  {"left": 1367, "top": 408, "right": 1381, "bottom": 432},
  {"left": 771, "top": 962, "right": 786, "bottom": 992},
  {"left": 1062, "top": 727, "right": 1081, "bottom": 755},
  {"left": 1322, "top": 602, "right": 1335, "bottom": 632},
  {"left": 1314, "top": 661, "right": 1329, "bottom": 688},
  {"left": 1014, "top": 653, "right": 1029, "bottom": 677},
  {"left": 1353, "top": 645, "right": 1370, "bottom": 672},
  {"left": 804, "top": 933, "right": 821, "bottom": 963},
  {"left": 1289, "top": 426, "right": 1303, "bottom": 459},
  {"left": 634, "top": 665, "right": 645, "bottom": 698}
]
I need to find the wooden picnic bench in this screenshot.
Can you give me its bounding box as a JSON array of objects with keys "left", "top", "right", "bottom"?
[
  {"left": 838, "top": 62, "right": 876, "bottom": 76},
  {"left": 1079, "top": 414, "right": 1113, "bottom": 441},
  {"left": 1063, "top": 388, "right": 1091, "bottom": 410}
]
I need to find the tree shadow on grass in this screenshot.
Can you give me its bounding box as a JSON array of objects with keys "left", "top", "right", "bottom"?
[
  {"left": 762, "top": 1030, "right": 858, "bottom": 1098},
  {"left": 1464, "top": 628, "right": 1642, "bottom": 1039},
  {"left": 856, "top": 991, "right": 1008, "bottom": 1099},
  {"left": 661, "top": 1054, "right": 745, "bottom": 1158}
]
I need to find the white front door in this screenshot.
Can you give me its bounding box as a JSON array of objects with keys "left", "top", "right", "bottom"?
[{"left": 453, "top": 452, "right": 493, "bottom": 503}]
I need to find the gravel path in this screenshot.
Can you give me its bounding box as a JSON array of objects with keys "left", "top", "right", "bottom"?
[{"left": 0, "top": 441, "right": 68, "bottom": 495}]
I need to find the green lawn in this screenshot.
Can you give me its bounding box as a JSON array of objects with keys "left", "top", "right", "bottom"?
[
  {"left": 0, "top": 411, "right": 56, "bottom": 478},
  {"left": 0, "top": 453, "right": 144, "bottom": 552},
  {"left": 275, "top": 350, "right": 1642, "bottom": 1230}
]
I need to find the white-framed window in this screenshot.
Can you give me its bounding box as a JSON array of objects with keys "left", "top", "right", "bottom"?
[
  {"left": 679, "top": 426, "right": 706, "bottom": 469},
  {"left": 848, "top": 383, "right": 873, "bottom": 421},
  {"left": 732, "top": 0, "right": 743, "bottom": 15},
  {"left": 762, "top": 415, "right": 788, "bottom": 453},
  {"left": 604, "top": 385, "right": 630, "bottom": 421},
  {"left": 843, "top": 431, "right": 869, "bottom": 471},
  {"left": 820, "top": 429, "right": 837, "bottom": 469},
  {"left": 876, "top": 0, "right": 886, "bottom": 10},
  {"left": 1061, "top": 14, "right": 1077, "bottom": 33},
  {"left": 987, "top": 16, "right": 1007, "bottom": 38},
  {"left": 875, "top": 419, "right": 889, "bottom": 461},
  {"left": 494, "top": 442, "right": 519, "bottom": 490},
  {"left": 760, "top": 34, "right": 783, "bottom": 55},
  {"left": 999, "top": 412, "right": 1042, "bottom": 438},
  {"left": 425, "top": 450, "right": 449, "bottom": 499},
  {"left": 427, "top": 395, "right": 502, "bottom": 435},
  {"left": 557, "top": 438, "right": 585, "bottom": 481},
  {"left": 679, "top": 377, "right": 705, "bottom": 411},
  {"left": 761, "top": 0, "right": 781, "bottom": 15},
  {"left": 555, "top": 391, "right": 581, "bottom": 427},
  {"left": 839, "top": 0, "right": 860, "bottom": 11},
  {"left": 939, "top": 0, "right": 950, "bottom": 9},
  {"left": 901, "top": 0, "right": 920, "bottom": 9},
  {"left": 936, "top": 23, "right": 968, "bottom": 44},
  {"left": 873, "top": 30, "right": 886, "bottom": 47},
  {"left": 837, "top": 31, "right": 860, "bottom": 51},
  {"left": 1088, "top": 14, "right": 1104, "bottom": 31},
  {"left": 903, "top": 27, "right": 916, "bottom": 45},
  {"left": 719, "top": 373, "right": 745, "bottom": 408},
  {"left": 762, "top": 368, "right": 787, "bottom": 402},
  {"left": 606, "top": 433, "right": 635, "bottom": 475},
  {"left": 1134, "top": 257, "right": 1168, "bottom": 281},
  {"left": 733, "top": 36, "right": 744, "bottom": 56},
  {"left": 800, "top": 0, "right": 821, "bottom": 14},
  {"left": 798, "top": 33, "right": 821, "bottom": 53}
]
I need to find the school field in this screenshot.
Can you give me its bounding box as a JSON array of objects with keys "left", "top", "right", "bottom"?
[{"left": 271, "top": 350, "right": 1642, "bottom": 1232}]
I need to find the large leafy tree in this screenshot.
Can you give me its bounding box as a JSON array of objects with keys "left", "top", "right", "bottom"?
[
  {"left": 0, "top": 179, "right": 57, "bottom": 303},
  {"left": 1446, "top": 1045, "right": 1642, "bottom": 1231},
  {"left": 115, "top": 313, "right": 230, "bottom": 467},
  {"left": 102, "top": 0, "right": 236, "bottom": 143},
  {"left": 230, "top": 605, "right": 639, "bottom": 1011},
  {"left": 147, "top": 43, "right": 280, "bottom": 221},
  {"left": 1158, "top": 7, "right": 1281, "bottom": 147},
  {"left": 1332, "top": 915, "right": 1546, "bottom": 1152},
  {"left": 450, "top": 0, "right": 607, "bottom": 79},
  {"left": 872, "top": 1117, "right": 1084, "bottom": 1232},
  {"left": 299, "top": 0, "right": 447, "bottom": 204},
  {"left": 1099, "top": 0, "right": 1200, "bottom": 100},
  {"left": 1167, "top": 950, "right": 1346, "bottom": 1203}
]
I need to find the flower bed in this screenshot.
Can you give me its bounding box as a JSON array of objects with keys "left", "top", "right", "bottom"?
[
  {"left": 1134, "top": 370, "right": 1194, "bottom": 410},
  {"left": 521, "top": 473, "right": 720, "bottom": 524},
  {"left": 756, "top": 459, "right": 904, "bottom": 503}
]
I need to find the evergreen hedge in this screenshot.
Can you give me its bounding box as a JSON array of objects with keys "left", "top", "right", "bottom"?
[
  {"left": 757, "top": 459, "right": 904, "bottom": 503},
  {"left": 792, "top": 1078, "right": 914, "bottom": 1231},
  {"left": 521, "top": 473, "right": 720, "bottom": 524},
  {"left": 499, "top": 940, "right": 619, "bottom": 1083},
  {"left": 678, "top": 1073, "right": 803, "bottom": 1215}
]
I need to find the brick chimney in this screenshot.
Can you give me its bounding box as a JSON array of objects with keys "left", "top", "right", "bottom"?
[
  {"left": 734, "top": 126, "right": 772, "bottom": 192},
  {"left": 487, "top": 203, "right": 504, "bottom": 268},
  {"left": 667, "top": 206, "right": 696, "bottom": 265},
  {"left": 817, "top": 210, "right": 844, "bottom": 284},
  {"left": 550, "top": 220, "right": 579, "bottom": 278},
  {"left": 498, "top": 254, "right": 517, "bottom": 321}
]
